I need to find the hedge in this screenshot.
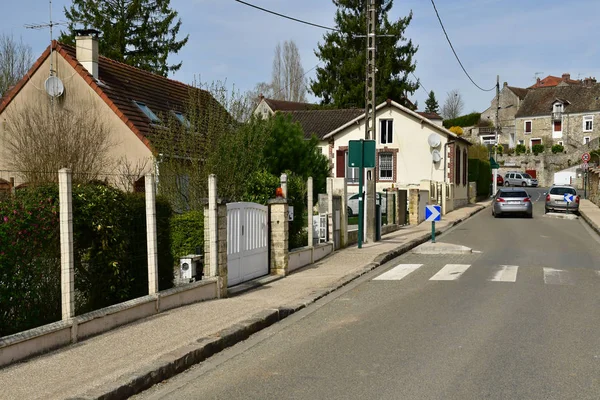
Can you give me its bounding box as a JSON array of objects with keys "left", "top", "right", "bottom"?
[
  {"left": 171, "top": 210, "right": 204, "bottom": 259},
  {"left": 0, "top": 183, "right": 174, "bottom": 336},
  {"left": 443, "top": 112, "right": 481, "bottom": 129},
  {"left": 468, "top": 158, "right": 491, "bottom": 198}
]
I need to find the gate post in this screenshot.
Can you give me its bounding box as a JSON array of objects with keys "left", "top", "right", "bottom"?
[
  {"left": 268, "top": 198, "right": 289, "bottom": 276},
  {"left": 203, "top": 175, "right": 228, "bottom": 297},
  {"left": 327, "top": 178, "right": 334, "bottom": 244},
  {"left": 307, "top": 177, "right": 313, "bottom": 249},
  {"left": 408, "top": 188, "right": 420, "bottom": 225},
  {"left": 59, "top": 168, "right": 75, "bottom": 320}
]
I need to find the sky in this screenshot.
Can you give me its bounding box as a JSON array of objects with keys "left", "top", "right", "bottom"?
[{"left": 2, "top": 0, "right": 600, "bottom": 114}]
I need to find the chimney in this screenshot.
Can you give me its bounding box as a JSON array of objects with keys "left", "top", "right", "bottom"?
[
  {"left": 562, "top": 73, "right": 571, "bottom": 81},
  {"left": 503, "top": 82, "right": 508, "bottom": 87},
  {"left": 75, "top": 29, "right": 100, "bottom": 80}
]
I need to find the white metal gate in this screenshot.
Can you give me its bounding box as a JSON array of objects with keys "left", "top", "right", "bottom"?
[{"left": 226, "top": 202, "right": 269, "bottom": 287}]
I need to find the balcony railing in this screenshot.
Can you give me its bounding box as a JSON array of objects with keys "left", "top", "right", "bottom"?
[{"left": 552, "top": 111, "right": 563, "bottom": 121}]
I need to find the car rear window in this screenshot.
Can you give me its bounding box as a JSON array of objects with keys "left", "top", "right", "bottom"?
[
  {"left": 549, "top": 187, "right": 576, "bottom": 195},
  {"left": 499, "top": 191, "right": 528, "bottom": 198}
]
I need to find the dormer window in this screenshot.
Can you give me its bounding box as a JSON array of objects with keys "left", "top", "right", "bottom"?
[
  {"left": 173, "top": 111, "right": 191, "bottom": 128},
  {"left": 135, "top": 101, "right": 161, "bottom": 123},
  {"left": 552, "top": 102, "right": 563, "bottom": 121}
]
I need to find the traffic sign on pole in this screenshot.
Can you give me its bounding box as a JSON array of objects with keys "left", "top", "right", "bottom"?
[
  {"left": 564, "top": 193, "right": 575, "bottom": 203},
  {"left": 582, "top": 152, "right": 591, "bottom": 163},
  {"left": 426, "top": 205, "right": 441, "bottom": 243}
]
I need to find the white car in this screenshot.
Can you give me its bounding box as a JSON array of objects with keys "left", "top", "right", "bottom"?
[{"left": 347, "top": 192, "right": 387, "bottom": 216}]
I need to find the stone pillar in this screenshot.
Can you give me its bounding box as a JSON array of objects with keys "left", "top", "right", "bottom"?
[
  {"left": 203, "top": 175, "right": 227, "bottom": 297},
  {"left": 333, "top": 178, "right": 348, "bottom": 247},
  {"left": 327, "top": 178, "right": 334, "bottom": 243},
  {"left": 307, "top": 177, "right": 313, "bottom": 248},
  {"left": 408, "top": 188, "right": 420, "bottom": 225},
  {"left": 387, "top": 189, "right": 398, "bottom": 224},
  {"left": 145, "top": 174, "right": 158, "bottom": 295},
  {"left": 59, "top": 168, "right": 75, "bottom": 320},
  {"left": 366, "top": 177, "right": 376, "bottom": 242},
  {"left": 269, "top": 198, "right": 289, "bottom": 276},
  {"left": 280, "top": 173, "right": 288, "bottom": 199}
]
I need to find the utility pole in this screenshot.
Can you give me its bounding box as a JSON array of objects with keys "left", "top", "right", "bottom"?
[
  {"left": 493, "top": 75, "right": 500, "bottom": 196},
  {"left": 363, "top": 0, "right": 377, "bottom": 242}
]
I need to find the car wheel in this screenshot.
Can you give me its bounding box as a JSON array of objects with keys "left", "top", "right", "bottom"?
[
  {"left": 504, "top": 181, "right": 510, "bottom": 187},
  {"left": 347, "top": 206, "right": 353, "bottom": 216},
  {"left": 544, "top": 207, "right": 549, "bottom": 214},
  {"left": 522, "top": 182, "right": 526, "bottom": 187}
]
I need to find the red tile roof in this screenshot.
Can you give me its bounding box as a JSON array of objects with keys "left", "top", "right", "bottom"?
[
  {"left": 416, "top": 111, "right": 442, "bottom": 120},
  {"left": 528, "top": 74, "right": 581, "bottom": 89},
  {"left": 263, "top": 97, "right": 313, "bottom": 112},
  {"left": 0, "top": 41, "right": 221, "bottom": 154}
]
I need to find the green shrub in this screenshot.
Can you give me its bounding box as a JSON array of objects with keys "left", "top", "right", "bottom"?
[
  {"left": 515, "top": 144, "right": 526, "bottom": 155},
  {"left": 551, "top": 144, "right": 564, "bottom": 154},
  {"left": 171, "top": 210, "right": 204, "bottom": 259},
  {"left": 468, "top": 158, "right": 491, "bottom": 198},
  {"left": 532, "top": 144, "right": 545, "bottom": 155},
  {"left": 495, "top": 144, "right": 504, "bottom": 156},
  {"left": 443, "top": 112, "right": 481, "bottom": 128},
  {"left": 505, "top": 147, "right": 515, "bottom": 156}
]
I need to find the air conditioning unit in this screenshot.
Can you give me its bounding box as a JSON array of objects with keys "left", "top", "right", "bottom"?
[{"left": 179, "top": 254, "right": 203, "bottom": 283}]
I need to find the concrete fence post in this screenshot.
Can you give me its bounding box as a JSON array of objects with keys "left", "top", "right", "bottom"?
[
  {"left": 280, "top": 173, "right": 288, "bottom": 198},
  {"left": 203, "top": 175, "right": 228, "bottom": 297},
  {"left": 409, "top": 188, "right": 420, "bottom": 225},
  {"left": 145, "top": 174, "right": 159, "bottom": 295},
  {"left": 208, "top": 174, "right": 218, "bottom": 278},
  {"left": 327, "top": 177, "right": 334, "bottom": 243},
  {"left": 307, "top": 177, "right": 313, "bottom": 248},
  {"left": 269, "top": 198, "right": 289, "bottom": 276},
  {"left": 59, "top": 168, "right": 75, "bottom": 320}
]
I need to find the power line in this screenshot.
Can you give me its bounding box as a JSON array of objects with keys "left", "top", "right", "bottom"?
[
  {"left": 234, "top": 0, "right": 341, "bottom": 32},
  {"left": 411, "top": 72, "right": 429, "bottom": 95},
  {"left": 429, "top": 0, "right": 495, "bottom": 92}
]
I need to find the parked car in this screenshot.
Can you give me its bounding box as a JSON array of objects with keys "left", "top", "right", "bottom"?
[
  {"left": 492, "top": 188, "right": 533, "bottom": 218},
  {"left": 492, "top": 173, "right": 504, "bottom": 186},
  {"left": 545, "top": 185, "right": 579, "bottom": 214},
  {"left": 347, "top": 192, "right": 387, "bottom": 216},
  {"left": 504, "top": 171, "right": 538, "bottom": 187}
]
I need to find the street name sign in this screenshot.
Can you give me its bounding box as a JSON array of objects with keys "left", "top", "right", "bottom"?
[{"left": 425, "top": 205, "right": 441, "bottom": 222}]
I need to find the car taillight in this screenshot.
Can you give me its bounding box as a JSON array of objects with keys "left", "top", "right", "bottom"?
[
  {"left": 546, "top": 194, "right": 550, "bottom": 201},
  {"left": 496, "top": 197, "right": 506, "bottom": 203},
  {"left": 576, "top": 196, "right": 580, "bottom": 204},
  {"left": 523, "top": 198, "right": 531, "bottom": 202}
]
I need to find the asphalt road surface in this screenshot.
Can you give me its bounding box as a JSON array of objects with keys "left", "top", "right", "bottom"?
[{"left": 137, "top": 187, "right": 600, "bottom": 400}]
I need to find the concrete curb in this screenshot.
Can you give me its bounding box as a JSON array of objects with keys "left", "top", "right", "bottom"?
[
  {"left": 579, "top": 209, "right": 600, "bottom": 235},
  {"left": 77, "top": 203, "right": 488, "bottom": 400}
]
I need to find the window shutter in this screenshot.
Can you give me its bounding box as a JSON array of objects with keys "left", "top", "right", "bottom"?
[{"left": 336, "top": 150, "right": 345, "bottom": 178}]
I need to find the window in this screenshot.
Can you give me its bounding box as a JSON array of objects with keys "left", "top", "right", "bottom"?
[
  {"left": 553, "top": 120, "right": 562, "bottom": 132},
  {"left": 558, "top": 141, "right": 563, "bottom": 145},
  {"left": 463, "top": 149, "right": 468, "bottom": 186},
  {"left": 173, "top": 111, "right": 191, "bottom": 128},
  {"left": 345, "top": 151, "right": 359, "bottom": 184},
  {"left": 135, "top": 101, "right": 160, "bottom": 123},
  {"left": 481, "top": 135, "right": 497, "bottom": 144},
  {"left": 378, "top": 152, "right": 393, "bottom": 180},
  {"left": 455, "top": 147, "right": 461, "bottom": 185},
  {"left": 584, "top": 136, "right": 591, "bottom": 145},
  {"left": 380, "top": 120, "right": 393, "bottom": 144},
  {"left": 518, "top": 140, "right": 524, "bottom": 145},
  {"left": 524, "top": 120, "right": 532, "bottom": 134},
  {"left": 584, "top": 116, "right": 593, "bottom": 132},
  {"left": 553, "top": 103, "right": 563, "bottom": 113}
]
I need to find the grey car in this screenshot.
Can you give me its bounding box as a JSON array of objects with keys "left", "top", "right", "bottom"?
[
  {"left": 545, "top": 185, "right": 579, "bottom": 214},
  {"left": 492, "top": 188, "right": 533, "bottom": 218},
  {"left": 504, "top": 172, "right": 538, "bottom": 187}
]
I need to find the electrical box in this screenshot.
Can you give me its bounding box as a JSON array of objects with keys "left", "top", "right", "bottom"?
[{"left": 179, "top": 254, "right": 203, "bottom": 283}]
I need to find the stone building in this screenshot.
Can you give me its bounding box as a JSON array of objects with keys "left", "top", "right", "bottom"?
[
  {"left": 479, "top": 83, "right": 529, "bottom": 148},
  {"left": 514, "top": 78, "right": 600, "bottom": 151}
]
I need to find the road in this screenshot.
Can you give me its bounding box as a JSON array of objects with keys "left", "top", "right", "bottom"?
[{"left": 137, "top": 187, "right": 600, "bottom": 400}]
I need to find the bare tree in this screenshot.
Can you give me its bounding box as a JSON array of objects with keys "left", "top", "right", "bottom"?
[
  {"left": 441, "top": 89, "right": 465, "bottom": 120},
  {"left": 2, "top": 103, "right": 115, "bottom": 184},
  {"left": 0, "top": 34, "right": 33, "bottom": 97},
  {"left": 270, "top": 40, "right": 307, "bottom": 102}
]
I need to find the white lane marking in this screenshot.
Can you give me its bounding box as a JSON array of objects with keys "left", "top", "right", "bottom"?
[
  {"left": 543, "top": 268, "right": 574, "bottom": 285},
  {"left": 429, "top": 264, "right": 471, "bottom": 281},
  {"left": 488, "top": 265, "right": 519, "bottom": 282},
  {"left": 373, "top": 264, "right": 423, "bottom": 281}
]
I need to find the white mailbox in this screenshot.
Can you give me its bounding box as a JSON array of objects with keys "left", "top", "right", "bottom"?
[{"left": 179, "top": 254, "right": 203, "bottom": 282}]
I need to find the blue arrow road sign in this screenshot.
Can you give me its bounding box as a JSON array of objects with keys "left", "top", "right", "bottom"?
[
  {"left": 564, "top": 193, "right": 575, "bottom": 203},
  {"left": 425, "top": 205, "right": 442, "bottom": 222}
]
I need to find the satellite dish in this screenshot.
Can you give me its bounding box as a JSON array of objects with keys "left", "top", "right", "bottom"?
[
  {"left": 45, "top": 76, "right": 64, "bottom": 97},
  {"left": 428, "top": 133, "right": 441, "bottom": 148},
  {"left": 432, "top": 149, "right": 442, "bottom": 163}
]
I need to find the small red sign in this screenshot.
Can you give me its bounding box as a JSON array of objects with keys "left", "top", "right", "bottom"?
[{"left": 582, "top": 152, "right": 591, "bottom": 162}]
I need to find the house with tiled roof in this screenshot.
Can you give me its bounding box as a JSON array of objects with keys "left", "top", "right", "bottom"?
[
  {"left": 254, "top": 96, "right": 313, "bottom": 119},
  {"left": 479, "top": 82, "right": 530, "bottom": 148},
  {"left": 0, "top": 30, "right": 222, "bottom": 189},
  {"left": 515, "top": 78, "right": 600, "bottom": 149},
  {"left": 529, "top": 73, "right": 581, "bottom": 89}
]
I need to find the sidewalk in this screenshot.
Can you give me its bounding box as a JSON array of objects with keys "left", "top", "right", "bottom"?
[{"left": 0, "top": 202, "right": 490, "bottom": 400}]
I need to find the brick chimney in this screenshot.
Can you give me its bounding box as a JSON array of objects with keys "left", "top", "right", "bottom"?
[
  {"left": 562, "top": 73, "right": 571, "bottom": 81},
  {"left": 75, "top": 29, "right": 100, "bottom": 80}
]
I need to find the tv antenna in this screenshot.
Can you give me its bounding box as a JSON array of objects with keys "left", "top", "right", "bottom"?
[
  {"left": 534, "top": 72, "right": 544, "bottom": 81},
  {"left": 24, "top": 0, "right": 68, "bottom": 78}
]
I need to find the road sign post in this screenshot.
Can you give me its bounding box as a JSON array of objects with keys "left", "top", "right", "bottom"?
[
  {"left": 348, "top": 139, "right": 376, "bottom": 249},
  {"left": 425, "top": 205, "right": 441, "bottom": 243}
]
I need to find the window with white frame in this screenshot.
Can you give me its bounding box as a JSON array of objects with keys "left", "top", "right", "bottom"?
[
  {"left": 584, "top": 115, "right": 593, "bottom": 132},
  {"left": 584, "top": 136, "right": 591, "bottom": 145},
  {"left": 524, "top": 120, "right": 532, "bottom": 134},
  {"left": 378, "top": 152, "right": 393, "bottom": 180},
  {"left": 481, "top": 135, "right": 497, "bottom": 144},
  {"left": 380, "top": 119, "right": 393, "bottom": 144},
  {"left": 135, "top": 101, "right": 161, "bottom": 123},
  {"left": 558, "top": 141, "right": 563, "bottom": 145},
  {"left": 518, "top": 140, "right": 524, "bottom": 145},
  {"left": 345, "top": 151, "right": 359, "bottom": 184}
]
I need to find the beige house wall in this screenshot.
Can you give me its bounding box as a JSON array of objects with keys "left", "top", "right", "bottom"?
[{"left": 0, "top": 52, "right": 154, "bottom": 187}]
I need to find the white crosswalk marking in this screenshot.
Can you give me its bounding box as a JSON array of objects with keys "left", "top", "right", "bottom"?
[
  {"left": 429, "top": 264, "right": 471, "bottom": 281},
  {"left": 543, "top": 268, "right": 574, "bottom": 285},
  {"left": 374, "top": 264, "right": 423, "bottom": 281},
  {"left": 488, "top": 265, "right": 519, "bottom": 282}
]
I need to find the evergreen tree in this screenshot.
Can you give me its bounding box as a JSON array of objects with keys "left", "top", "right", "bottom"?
[
  {"left": 424, "top": 90, "right": 439, "bottom": 113},
  {"left": 311, "top": 0, "right": 418, "bottom": 108},
  {"left": 60, "top": 0, "right": 188, "bottom": 76}
]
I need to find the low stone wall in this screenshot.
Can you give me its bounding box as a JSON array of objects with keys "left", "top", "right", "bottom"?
[
  {"left": 0, "top": 278, "right": 219, "bottom": 368},
  {"left": 498, "top": 152, "right": 584, "bottom": 187},
  {"left": 288, "top": 243, "right": 334, "bottom": 273}
]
